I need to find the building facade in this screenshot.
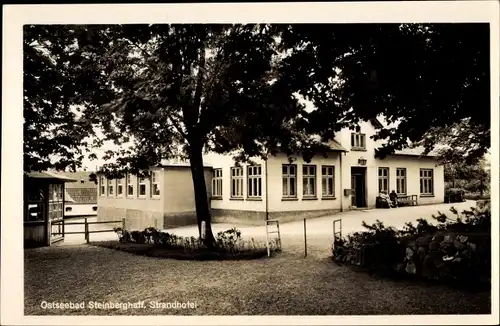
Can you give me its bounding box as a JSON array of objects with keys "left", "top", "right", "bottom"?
[
  {"left": 96, "top": 164, "right": 212, "bottom": 230},
  {"left": 56, "top": 171, "right": 98, "bottom": 218},
  {"left": 96, "top": 119, "right": 445, "bottom": 229},
  {"left": 205, "top": 118, "right": 444, "bottom": 224}
]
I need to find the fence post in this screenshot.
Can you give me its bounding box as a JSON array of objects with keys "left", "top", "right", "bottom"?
[
  {"left": 304, "top": 218, "right": 307, "bottom": 258},
  {"left": 265, "top": 220, "right": 270, "bottom": 257},
  {"left": 85, "top": 218, "right": 89, "bottom": 244}
]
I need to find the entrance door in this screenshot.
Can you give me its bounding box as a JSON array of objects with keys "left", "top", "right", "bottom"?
[{"left": 351, "top": 167, "right": 367, "bottom": 208}]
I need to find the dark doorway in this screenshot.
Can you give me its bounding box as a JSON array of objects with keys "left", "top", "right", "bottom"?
[{"left": 351, "top": 167, "right": 367, "bottom": 208}]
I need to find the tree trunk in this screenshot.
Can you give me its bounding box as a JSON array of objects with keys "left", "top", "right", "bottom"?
[{"left": 188, "top": 143, "right": 216, "bottom": 247}]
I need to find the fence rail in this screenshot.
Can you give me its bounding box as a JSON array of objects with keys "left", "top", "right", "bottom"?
[{"left": 52, "top": 218, "right": 124, "bottom": 243}]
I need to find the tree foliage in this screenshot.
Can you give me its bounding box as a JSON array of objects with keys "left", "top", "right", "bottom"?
[
  {"left": 445, "top": 158, "right": 490, "bottom": 194},
  {"left": 273, "top": 23, "right": 490, "bottom": 163}
]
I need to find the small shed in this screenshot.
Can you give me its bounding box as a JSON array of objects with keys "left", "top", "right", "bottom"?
[{"left": 24, "top": 171, "right": 77, "bottom": 247}]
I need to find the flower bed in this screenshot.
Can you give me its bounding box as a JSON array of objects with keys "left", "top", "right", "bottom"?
[
  {"left": 332, "top": 206, "right": 491, "bottom": 289},
  {"left": 91, "top": 227, "right": 280, "bottom": 260}
]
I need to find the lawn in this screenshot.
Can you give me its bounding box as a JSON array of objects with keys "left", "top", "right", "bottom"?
[{"left": 24, "top": 233, "right": 491, "bottom": 315}]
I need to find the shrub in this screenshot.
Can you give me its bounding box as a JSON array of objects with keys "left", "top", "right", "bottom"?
[
  {"left": 215, "top": 227, "right": 242, "bottom": 252},
  {"left": 111, "top": 226, "right": 280, "bottom": 255},
  {"left": 444, "top": 188, "right": 465, "bottom": 203},
  {"left": 332, "top": 206, "right": 491, "bottom": 287}
]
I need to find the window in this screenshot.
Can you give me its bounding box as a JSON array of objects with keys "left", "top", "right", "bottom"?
[
  {"left": 378, "top": 167, "right": 389, "bottom": 193},
  {"left": 247, "top": 165, "right": 262, "bottom": 198},
  {"left": 99, "top": 176, "right": 105, "bottom": 196},
  {"left": 396, "top": 168, "right": 407, "bottom": 195},
  {"left": 117, "top": 178, "right": 123, "bottom": 196},
  {"left": 351, "top": 132, "right": 366, "bottom": 150},
  {"left": 322, "top": 166, "right": 335, "bottom": 197},
  {"left": 282, "top": 164, "right": 297, "bottom": 198},
  {"left": 151, "top": 171, "right": 161, "bottom": 197},
  {"left": 127, "top": 174, "right": 134, "bottom": 197},
  {"left": 138, "top": 177, "right": 147, "bottom": 197},
  {"left": 302, "top": 165, "right": 316, "bottom": 197},
  {"left": 212, "top": 169, "right": 223, "bottom": 197},
  {"left": 108, "top": 178, "right": 114, "bottom": 196},
  {"left": 420, "top": 169, "right": 434, "bottom": 195},
  {"left": 230, "top": 167, "right": 244, "bottom": 198}
]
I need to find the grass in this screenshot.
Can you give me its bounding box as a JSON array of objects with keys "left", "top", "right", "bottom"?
[
  {"left": 24, "top": 233, "right": 491, "bottom": 315},
  {"left": 92, "top": 240, "right": 270, "bottom": 260}
]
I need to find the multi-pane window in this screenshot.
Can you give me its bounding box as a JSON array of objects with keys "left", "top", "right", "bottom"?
[
  {"left": 302, "top": 165, "right": 316, "bottom": 197},
  {"left": 247, "top": 165, "right": 262, "bottom": 198},
  {"left": 117, "top": 178, "right": 123, "bottom": 196},
  {"left": 230, "top": 167, "right": 244, "bottom": 198},
  {"left": 378, "top": 167, "right": 389, "bottom": 193},
  {"left": 138, "top": 177, "right": 147, "bottom": 197},
  {"left": 322, "top": 166, "right": 335, "bottom": 197},
  {"left": 396, "top": 168, "right": 407, "bottom": 195},
  {"left": 212, "top": 169, "right": 223, "bottom": 198},
  {"left": 127, "top": 174, "right": 134, "bottom": 197},
  {"left": 151, "top": 171, "right": 160, "bottom": 197},
  {"left": 351, "top": 132, "right": 366, "bottom": 150},
  {"left": 420, "top": 169, "right": 434, "bottom": 195},
  {"left": 108, "top": 179, "right": 114, "bottom": 196},
  {"left": 282, "top": 164, "right": 297, "bottom": 198},
  {"left": 99, "top": 176, "right": 105, "bottom": 196}
]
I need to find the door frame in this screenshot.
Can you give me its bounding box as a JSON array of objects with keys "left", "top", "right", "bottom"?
[{"left": 351, "top": 167, "right": 367, "bottom": 208}]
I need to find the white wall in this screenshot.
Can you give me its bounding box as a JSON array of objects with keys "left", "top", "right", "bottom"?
[
  {"left": 206, "top": 153, "right": 267, "bottom": 212},
  {"left": 266, "top": 152, "right": 342, "bottom": 212},
  {"left": 97, "top": 168, "right": 165, "bottom": 213},
  {"left": 335, "top": 120, "right": 445, "bottom": 208},
  {"left": 64, "top": 204, "right": 97, "bottom": 217},
  {"left": 162, "top": 166, "right": 212, "bottom": 213},
  {"left": 206, "top": 151, "right": 343, "bottom": 213},
  {"left": 376, "top": 156, "right": 445, "bottom": 205},
  {"left": 335, "top": 120, "right": 380, "bottom": 209}
]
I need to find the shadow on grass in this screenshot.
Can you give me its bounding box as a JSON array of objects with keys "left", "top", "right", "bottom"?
[
  {"left": 332, "top": 259, "right": 491, "bottom": 294},
  {"left": 91, "top": 240, "right": 274, "bottom": 261}
]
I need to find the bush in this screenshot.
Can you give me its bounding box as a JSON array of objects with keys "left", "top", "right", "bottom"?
[
  {"left": 444, "top": 188, "right": 466, "bottom": 203},
  {"left": 111, "top": 226, "right": 281, "bottom": 258},
  {"left": 332, "top": 206, "right": 491, "bottom": 288},
  {"left": 465, "top": 193, "right": 491, "bottom": 201}
]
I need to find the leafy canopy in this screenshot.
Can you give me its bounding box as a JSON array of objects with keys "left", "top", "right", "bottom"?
[{"left": 24, "top": 23, "right": 490, "bottom": 173}]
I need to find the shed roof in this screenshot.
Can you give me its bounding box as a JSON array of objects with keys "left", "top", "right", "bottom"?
[{"left": 25, "top": 171, "right": 78, "bottom": 182}]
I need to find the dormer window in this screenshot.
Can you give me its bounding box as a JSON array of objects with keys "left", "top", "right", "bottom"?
[{"left": 351, "top": 130, "right": 366, "bottom": 151}]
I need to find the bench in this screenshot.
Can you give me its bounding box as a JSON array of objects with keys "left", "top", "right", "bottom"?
[{"left": 397, "top": 194, "right": 418, "bottom": 206}]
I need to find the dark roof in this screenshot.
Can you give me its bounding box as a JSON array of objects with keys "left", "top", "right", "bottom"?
[
  {"left": 157, "top": 164, "right": 213, "bottom": 169},
  {"left": 325, "top": 139, "right": 347, "bottom": 152},
  {"left": 66, "top": 188, "right": 97, "bottom": 204},
  {"left": 392, "top": 146, "right": 440, "bottom": 157},
  {"left": 25, "top": 171, "right": 77, "bottom": 182}
]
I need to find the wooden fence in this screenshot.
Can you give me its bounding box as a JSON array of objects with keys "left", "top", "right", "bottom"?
[{"left": 52, "top": 217, "right": 124, "bottom": 243}]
